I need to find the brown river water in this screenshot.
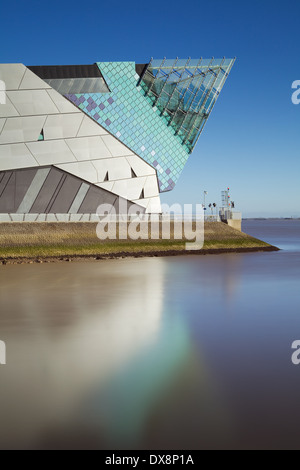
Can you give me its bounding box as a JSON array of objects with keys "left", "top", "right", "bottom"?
[{"left": 0, "top": 219, "right": 299, "bottom": 449}]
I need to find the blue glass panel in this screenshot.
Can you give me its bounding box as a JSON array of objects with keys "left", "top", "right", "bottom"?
[{"left": 64, "top": 59, "right": 234, "bottom": 193}]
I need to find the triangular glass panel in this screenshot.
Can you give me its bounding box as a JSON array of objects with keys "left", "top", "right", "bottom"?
[
  {"left": 38, "top": 129, "right": 44, "bottom": 141},
  {"left": 140, "top": 57, "right": 235, "bottom": 152}
]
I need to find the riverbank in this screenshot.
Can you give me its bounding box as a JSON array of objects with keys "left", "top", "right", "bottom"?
[{"left": 0, "top": 221, "right": 278, "bottom": 264}]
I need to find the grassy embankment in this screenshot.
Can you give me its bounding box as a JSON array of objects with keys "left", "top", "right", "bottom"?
[{"left": 0, "top": 221, "right": 278, "bottom": 263}]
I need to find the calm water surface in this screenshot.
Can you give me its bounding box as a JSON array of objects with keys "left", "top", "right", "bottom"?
[{"left": 0, "top": 219, "right": 299, "bottom": 449}]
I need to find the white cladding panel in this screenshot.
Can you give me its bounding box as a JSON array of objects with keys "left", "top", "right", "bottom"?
[
  {"left": 26, "top": 140, "right": 77, "bottom": 165},
  {"left": 112, "top": 178, "right": 147, "bottom": 201},
  {"left": 0, "top": 64, "right": 26, "bottom": 90},
  {"left": 91, "top": 159, "right": 111, "bottom": 182},
  {"left": 57, "top": 161, "right": 98, "bottom": 183},
  {"left": 65, "top": 136, "right": 112, "bottom": 161},
  {"left": 0, "top": 116, "right": 47, "bottom": 144},
  {"left": 126, "top": 155, "right": 156, "bottom": 177},
  {"left": 96, "top": 181, "right": 115, "bottom": 192},
  {"left": 44, "top": 114, "right": 84, "bottom": 140},
  {"left": 0, "top": 119, "right": 5, "bottom": 134},
  {"left": 77, "top": 115, "right": 109, "bottom": 137},
  {"left": 7, "top": 90, "right": 59, "bottom": 116},
  {"left": 46, "top": 89, "right": 81, "bottom": 114},
  {"left": 143, "top": 175, "right": 159, "bottom": 198},
  {"left": 0, "top": 143, "right": 37, "bottom": 169},
  {"left": 19, "top": 68, "right": 51, "bottom": 90},
  {"left": 104, "top": 157, "right": 131, "bottom": 181},
  {"left": 101, "top": 135, "right": 133, "bottom": 157},
  {"left": 0, "top": 95, "right": 20, "bottom": 118}
]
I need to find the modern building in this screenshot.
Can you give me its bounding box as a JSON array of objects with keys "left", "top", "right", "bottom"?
[{"left": 0, "top": 58, "right": 234, "bottom": 221}]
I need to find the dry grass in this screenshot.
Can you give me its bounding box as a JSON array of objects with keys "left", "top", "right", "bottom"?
[{"left": 0, "top": 221, "right": 272, "bottom": 260}]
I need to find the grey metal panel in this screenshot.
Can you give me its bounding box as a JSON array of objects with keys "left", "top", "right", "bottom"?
[
  {"left": 49, "top": 174, "right": 82, "bottom": 213},
  {"left": 44, "top": 78, "right": 109, "bottom": 94},
  {"left": 79, "top": 186, "right": 117, "bottom": 214},
  {"left": 45, "top": 172, "right": 66, "bottom": 213},
  {"left": 68, "top": 183, "right": 90, "bottom": 213},
  {"left": 0, "top": 173, "right": 15, "bottom": 212},
  {"left": 15, "top": 169, "right": 38, "bottom": 209},
  {"left": 0, "top": 168, "right": 37, "bottom": 213},
  {"left": 28, "top": 64, "right": 103, "bottom": 80},
  {"left": 29, "top": 168, "right": 63, "bottom": 213},
  {"left": 17, "top": 168, "right": 50, "bottom": 213},
  {"left": 0, "top": 171, "right": 12, "bottom": 198},
  {"left": 0, "top": 166, "right": 147, "bottom": 216}
]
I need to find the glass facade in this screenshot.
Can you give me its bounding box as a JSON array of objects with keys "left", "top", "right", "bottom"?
[
  {"left": 65, "top": 58, "right": 234, "bottom": 192},
  {"left": 140, "top": 58, "right": 235, "bottom": 153}
]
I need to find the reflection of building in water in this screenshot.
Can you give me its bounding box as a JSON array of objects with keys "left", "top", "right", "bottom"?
[
  {"left": 220, "top": 255, "right": 243, "bottom": 303},
  {"left": 182, "top": 254, "right": 243, "bottom": 304},
  {"left": 0, "top": 258, "right": 232, "bottom": 449},
  {"left": 0, "top": 259, "right": 165, "bottom": 448}
]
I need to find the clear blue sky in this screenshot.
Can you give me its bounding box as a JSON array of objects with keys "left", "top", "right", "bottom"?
[{"left": 1, "top": 0, "right": 300, "bottom": 217}]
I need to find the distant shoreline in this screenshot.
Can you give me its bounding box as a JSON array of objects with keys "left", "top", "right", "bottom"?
[{"left": 243, "top": 218, "right": 300, "bottom": 220}]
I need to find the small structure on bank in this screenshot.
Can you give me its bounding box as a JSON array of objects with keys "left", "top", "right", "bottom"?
[{"left": 219, "top": 187, "right": 242, "bottom": 231}]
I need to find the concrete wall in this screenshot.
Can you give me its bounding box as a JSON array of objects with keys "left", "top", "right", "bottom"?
[{"left": 226, "top": 219, "right": 242, "bottom": 232}]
